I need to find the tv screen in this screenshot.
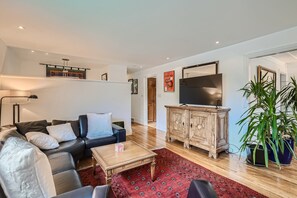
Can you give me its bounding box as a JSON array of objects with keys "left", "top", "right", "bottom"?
[{"left": 179, "top": 74, "right": 222, "bottom": 106}]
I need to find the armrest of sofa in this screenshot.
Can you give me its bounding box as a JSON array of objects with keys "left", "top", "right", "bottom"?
[
  {"left": 187, "top": 180, "right": 217, "bottom": 198},
  {"left": 52, "top": 185, "right": 110, "bottom": 198},
  {"left": 112, "top": 124, "right": 126, "bottom": 142},
  {"left": 52, "top": 186, "right": 93, "bottom": 198}
]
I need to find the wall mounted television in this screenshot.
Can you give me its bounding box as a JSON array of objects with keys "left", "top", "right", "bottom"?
[{"left": 179, "top": 74, "right": 222, "bottom": 106}]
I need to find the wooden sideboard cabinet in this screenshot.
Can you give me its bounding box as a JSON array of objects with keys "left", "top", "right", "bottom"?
[{"left": 165, "top": 105, "right": 230, "bottom": 159}]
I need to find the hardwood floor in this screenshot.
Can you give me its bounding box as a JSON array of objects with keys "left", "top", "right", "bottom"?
[{"left": 79, "top": 123, "right": 297, "bottom": 198}]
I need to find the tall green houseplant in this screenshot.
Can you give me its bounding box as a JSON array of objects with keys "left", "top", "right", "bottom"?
[{"left": 237, "top": 76, "right": 297, "bottom": 167}]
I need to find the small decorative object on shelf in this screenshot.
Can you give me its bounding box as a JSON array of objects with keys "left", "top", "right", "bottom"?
[
  {"left": 101, "top": 73, "right": 108, "bottom": 81},
  {"left": 115, "top": 143, "right": 124, "bottom": 152}
]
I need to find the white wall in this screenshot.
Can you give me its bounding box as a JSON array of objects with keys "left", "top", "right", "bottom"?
[
  {"left": 0, "top": 39, "right": 7, "bottom": 72},
  {"left": 131, "top": 26, "right": 297, "bottom": 149},
  {"left": 0, "top": 44, "right": 132, "bottom": 134},
  {"left": 287, "top": 63, "right": 297, "bottom": 79},
  {"left": 0, "top": 75, "right": 132, "bottom": 134},
  {"left": 2, "top": 48, "right": 21, "bottom": 75},
  {"left": 1, "top": 48, "right": 128, "bottom": 82},
  {"left": 108, "top": 65, "right": 127, "bottom": 82}
]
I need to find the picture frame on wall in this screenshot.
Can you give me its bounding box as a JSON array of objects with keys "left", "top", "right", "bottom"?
[
  {"left": 182, "top": 61, "right": 218, "bottom": 79},
  {"left": 128, "top": 79, "right": 138, "bottom": 94},
  {"left": 132, "top": 79, "right": 138, "bottom": 94},
  {"left": 46, "top": 65, "right": 87, "bottom": 79},
  {"left": 257, "top": 66, "right": 276, "bottom": 86},
  {"left": 164, "top": 70, "right": 175, "bottom": 92},
  {"left": 101, "top": 73, "right": 108, "bottom": 81}
]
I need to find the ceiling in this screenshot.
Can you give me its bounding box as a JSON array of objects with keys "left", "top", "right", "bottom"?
[
  {"left": 1, "top": 1, "right": 297, "bottom": 70},
  {"left": 8, "top": 46, "right": 107, "bottom": 69}
]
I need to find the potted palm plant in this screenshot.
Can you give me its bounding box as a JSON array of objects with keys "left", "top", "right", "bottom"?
[{"left": 237, "top": 76, "right": 297, "bottom": 167}]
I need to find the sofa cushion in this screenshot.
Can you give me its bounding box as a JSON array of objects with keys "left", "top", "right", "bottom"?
[
  {"left": 0, "top": 137, "right": 56, "bottom": 198},
  {"left": 48, "top": 152, "right": 76, "bottom": 175},
  {"left": 52, "top": 120, "right": 80, "bottom": 137},
  {"left": 84, "top": 136, "right": 117, "bottom": 149},
  {"left": 86, "top": 113, "right": 113, "bottom": 139},
  {"left": 0, "top": 128, "right": 26, "bottom": 142},
  {"left": 43, "top": 138, "right": 85, "bottom": 161},
  {"left": 25, "top": 132, "right": 59, "bottom": 150},
  {"left": 53, "top": 169, "right": 82, "bottom": 195},
  {"left": 15, "top": 120, "right": 49, "bottom": 135},
  {"left": 47, "top": 123, "right": 77, "bottom": 143}
]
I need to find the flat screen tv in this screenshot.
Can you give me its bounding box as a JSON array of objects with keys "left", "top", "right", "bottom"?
[{"left": 179, "top": 74, "right": 222, "bottom": 106}]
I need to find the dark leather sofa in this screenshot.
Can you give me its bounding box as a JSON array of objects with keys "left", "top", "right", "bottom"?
[
  {"left": 0, "top": 149, "right": 109, "bottom": 198},
  {"left": 14, "top": 118, "right": 126, "bottom": 162},
  {"left": 187, "top": 180, "right": 217, "bottom": 198},
  {"left": 79, "top": 115, "right": 126, "bottom": 156}
]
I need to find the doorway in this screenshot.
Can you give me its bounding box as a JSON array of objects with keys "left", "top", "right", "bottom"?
[{"left": 147, "top": 77, "right": 156, "bottom": 128}]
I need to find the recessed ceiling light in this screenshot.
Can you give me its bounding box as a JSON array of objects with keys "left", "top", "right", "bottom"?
[
  {"left": 18, "top": 26, "right": 25, "bottom": 30},
  {"left": 45, "top": 52, "right": 49, "bottom": 55},
  {"left": 31, "top": 50, "right": 35, "bottom": 53},
  {"left": 166, "top": 57, "right": 170, "bottom": 60},
  {"left": 215, "top": 41, "right": 220, "bottom": 44},
  {"left": 140, "top": 66, "right": 143, "bottom": 68}
]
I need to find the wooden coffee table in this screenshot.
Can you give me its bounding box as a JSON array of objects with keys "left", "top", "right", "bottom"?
[{"left": 91, "top": 141, "right": 157, "bottom": 184}]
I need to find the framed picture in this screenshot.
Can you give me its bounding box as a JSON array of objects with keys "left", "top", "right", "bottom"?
[
  {"left": 132, "top": 79, "right": 138, "bottom": 94},
  {"left": 46, "top": 65, "right": 86, "bottom": 79},
  {"left": 257, "top": 66, "right": 276, "bottom": 86},
  {"left": 128, "top": 79, "right": 138, "bottom": 94},
  {"left": 101, "top": 73, "right": 108, "bottom": 81},
  {"left": 182, "top": 61, "right": 218, "bottom": 79},
  {"left": 164, "top": 70, "right": 175, "bottom": 92}
]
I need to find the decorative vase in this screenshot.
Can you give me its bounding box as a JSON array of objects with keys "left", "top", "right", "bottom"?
[{"left": 268, "top": 138, "right": 294, "bottom": 165}]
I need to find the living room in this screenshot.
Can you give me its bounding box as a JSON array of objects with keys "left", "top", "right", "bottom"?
[{"left": 1, "top": 1, "right": 297, "bottom": 198}]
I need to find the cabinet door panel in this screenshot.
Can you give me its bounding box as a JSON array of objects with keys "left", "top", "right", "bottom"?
[
  {"left": 189, "top": 111, "right": 212, "bottom": 147},
  {"left": 169, "top": 109, "right": 187, "bottom": 138}
]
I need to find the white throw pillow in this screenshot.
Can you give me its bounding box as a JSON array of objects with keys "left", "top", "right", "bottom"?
[
  {"left": 0, "top": 137, "right": 56, "bottom": 198},
  {"left": 46, "top": 123, "right": 77, "bottom": 143},
  {"left": 87, "top": 113, "right": 113, "bottom": 139},
  {"left": 25, "top": 132, "right": 59, "bottom": 150}
]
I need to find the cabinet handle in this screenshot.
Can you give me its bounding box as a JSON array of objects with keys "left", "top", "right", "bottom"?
[
  {"left": 182, "top": 122, "right": 184, "bottom": 126},
  {"left": 190, "top": 123, "right": 193, "bottom": 128}
]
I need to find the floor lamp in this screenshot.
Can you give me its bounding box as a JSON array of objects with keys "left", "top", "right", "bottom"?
[{"left": 0, "top": 95, "right": 38, "bottom": 126}]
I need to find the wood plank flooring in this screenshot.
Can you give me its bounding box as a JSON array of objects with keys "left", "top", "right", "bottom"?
[{"left": 79, "top": 123, "right": 297, "bottom": 198}]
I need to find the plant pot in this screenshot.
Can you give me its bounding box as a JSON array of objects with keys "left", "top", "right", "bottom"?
[
  {"left": 246, "top": 144, "right": 266, "bottom": 166},
  {"left": 268, "top": 138, "right": 294, "bottom": 165}
]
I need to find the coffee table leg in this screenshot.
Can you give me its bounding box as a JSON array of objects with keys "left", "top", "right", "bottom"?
[
  {"left": 151, "top": 157, "right": 156, "bottom": 181},
  {"left": 92, "top": 156, "right": 96, "bottom": 175},
  {"left": 106, "top": 170, "right": 112, "bottom": 184}
]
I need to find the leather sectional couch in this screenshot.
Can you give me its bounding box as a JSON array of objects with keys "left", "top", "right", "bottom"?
[
  {"left": 14, "top": 117, "right": 126, "bottom": 162},
  {"left": 0, "top": 149, "right": 109, "bottom": 198},
  {"left": 0, "top": 116, "right": 126, "bottom": 198}
]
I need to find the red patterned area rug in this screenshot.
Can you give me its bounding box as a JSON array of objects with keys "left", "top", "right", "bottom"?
[{"left": 78, "top": 148, "right": 266, "bottom": 198}]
